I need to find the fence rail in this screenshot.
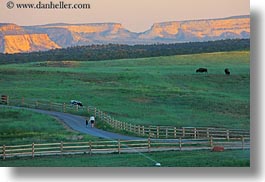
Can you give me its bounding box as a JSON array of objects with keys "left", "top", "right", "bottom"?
[
  {"left": 3, "top": 96, "right": 250, "bottom": 140},
  {"left": 1, "top": 137, "right": 250, "bottom": 160}
]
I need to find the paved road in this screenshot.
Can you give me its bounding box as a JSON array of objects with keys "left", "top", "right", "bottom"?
[
  {"left": 1, "top": 105, "right": 141, "bottom": 140},
  {"left": 0, "top": 105, "right": 219, "bottom": 143},
  {"left": 2, "top": 106, "right": 241, "bottom": 144}
]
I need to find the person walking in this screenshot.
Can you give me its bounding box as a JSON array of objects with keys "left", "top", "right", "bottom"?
[
  {"left": 85, "top": 119, "right": 88, "bottom": 128},
  {"left": 89, "top": 116, "right": 95, "bottom": 128}
]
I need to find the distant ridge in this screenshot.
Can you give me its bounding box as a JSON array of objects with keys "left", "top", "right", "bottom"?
[{"left": 0, "top": 15, "right": 250, "bottom": 54}]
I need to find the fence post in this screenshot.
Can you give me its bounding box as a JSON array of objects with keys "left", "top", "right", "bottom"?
[
  {"left": 88, "top": 141, "right": 92, "bottom": 156},
  {"left": 117, "top": 121, "right": 120, "bottom": 130},
  {"left": 115, "top": 120, "right": 117, "bottom": 129},
  {"left": 148, "top": 138, "right": 151, "bottom": 152},
  {"left": 98, "top": 111, "right": 101, "bottom": 119},
  {"left": 94, "top": 108, "right": 97, "bottom": 117},
  {"left": 32, "top": 143, "right": 35, "bottom": 158},
  {"left": 142, "top": 126, "right": 145, "bottom": 136},
  {"left": 207, "top": 128, "right": 210, "bottom": 138},
  {"left": 226, "top": 130, "right": 230, "bottom": 141},
  {"left": 241, "top": 136, "right": 245, "bottom": 150},
  {"left": 118, "top": 139, "right": 121, "bottom": 154},
  {"left": 156, "top": 126, "right": 160, "bottom": 138},
  {"left": 89, "top": 141, "right": 92, "bottom": 156},
  {"left": 138, "top": 125, "right": 141, "bottom": 135},
  {"left": 210, "top": 136, "right": 213, "bottom": 148},
  {"left": 87, "top": 106, "right": 90, "bottom": 114},
  {"left": 179, "top": 137, "right": 182, "bottom": 151},
  {"left": 123, "top": 122, "right": 126, "bottom": 130},
  {"left": 3, "top": 145, "right": 6, "bottom": 160},
  {"left": 194, "top": 128, "right": 197, "bottom": 139},
  {"left": 101, "top": 111, "right": 103, "bottom": 119},
  {"left": 174, "top": 127, "right": 177, "bottom": 138},
  {"left": 182, "top": 128, "right": 185, "bottom": 138},
  {"left": 148, "top": 127, "right": 151, "bottom": 138},
  {"left": 109, "top": 118, "right": 112, "bottom": 126},
  {"left": 60, "top": 141, "right": 63, "bottom": 154}
]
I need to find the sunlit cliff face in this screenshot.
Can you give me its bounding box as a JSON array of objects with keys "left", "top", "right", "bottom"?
[
  {"left": 0, "top": 24, "right": 24, "bottom": 33},
  {"left": 0, "top": 24, "right": 25, "bottom": 34},
  {"left": 141, "top": 17, "right": 250, "bottom": 39},
  {"left": 4, "top": 34, "right": 60, "bottom": 54},
  {"left": 39, "top": 23, "right": 125, "bottom": 44},
  {"left": 42, "top": 23, "right": 123, "bottom": 34},
  {"left": 0, "top": 16, "right": 250, "bottom": 54}
]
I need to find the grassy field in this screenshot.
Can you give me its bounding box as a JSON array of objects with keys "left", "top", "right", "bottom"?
[
  {"left": 0, "top": 51, "right": 250, "bottom": 167},
  {"left": 0, "top": 149, "right": 250, "bottom": 167},
  {"left": 0, "top": 51, "right": 250, "bottom": 130},
  {"left": 0, "top": 107, "right": 97, "bottom": 145}
]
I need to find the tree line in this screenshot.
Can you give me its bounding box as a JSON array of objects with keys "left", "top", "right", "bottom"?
[{"left": 0, "top": 39, "right": 250, "bottom": 64}]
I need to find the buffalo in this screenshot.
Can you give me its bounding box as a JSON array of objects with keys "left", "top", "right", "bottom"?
[
  {"left": 196, "top": 68, "right": 208, "bottom": 73},
  {"left": 225, "top": 68, "right": 230, "bottom": 75}
]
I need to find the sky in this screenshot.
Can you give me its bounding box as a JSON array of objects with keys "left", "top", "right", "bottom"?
[{"left": 0, "top": 0, "right": 250, "bottom": 32}]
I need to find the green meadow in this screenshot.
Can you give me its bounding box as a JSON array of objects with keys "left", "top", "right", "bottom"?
[
  {"left": 0, "top": 51, "right": 250, "bottom": 130},
  {"left": 0, "top": 51, "right": 250, "bottom": 166},
  {"left": 0, "top": 107, "right": 97, "bottom": 145},
  {"left": 0, "top": 150, "right": 249, "bottom": 167}
]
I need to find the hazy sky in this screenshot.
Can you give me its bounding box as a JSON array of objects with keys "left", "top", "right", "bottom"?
[{"left": 0, "top": 0, "right": 250, "bottom": 32}]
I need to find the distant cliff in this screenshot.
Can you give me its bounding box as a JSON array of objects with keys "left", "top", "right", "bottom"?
[
  {"left": 26, "top": 23, "right": 139, "bottom": 47},
  {"left": 0, "top": 23, "right": 60, "bottom": 54},
  {"left": 4, "top": 34, "right": 60, "bottom": 54},
  {"left": 0, "top": 15, "right": 250, "bottom": 53},
  {"left": 140, "top": 15, "right": 250, "bottom": 42}
]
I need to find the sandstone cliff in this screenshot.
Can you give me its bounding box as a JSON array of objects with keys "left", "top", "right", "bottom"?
[
  {"left": 0, "top": 24, "right": 61, "bottom": 54},
  {"left": 0, "top": 15, "right": 250, "bottom": 53},
  {"left": 140, "top": 15, "right": 250, "bottom": 42},
  {"left": 3, "top": 34, "right": 61, "bottom": 54}
]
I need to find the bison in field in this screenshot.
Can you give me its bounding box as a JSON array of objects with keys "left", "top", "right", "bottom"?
[
  {"left": 225, "top": 68, "right": 230, "bottom": 75},
  {"left": 196, "top": 68, "right": 208, "bottom": 73}
]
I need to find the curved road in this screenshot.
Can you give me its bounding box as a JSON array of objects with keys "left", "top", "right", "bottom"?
[
  {"left": 1, "top": 105, "right": 141, "bottom": 140},
  {"left": 1, "top": 105, "right": 250, "bottom": 147}
]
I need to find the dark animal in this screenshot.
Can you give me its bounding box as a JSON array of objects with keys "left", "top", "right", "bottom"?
[
  {"left": 225, "top": 68, "right": 230, "bottom": 75},
  {"left": 196, "top": 68, "right": 208, "bottom": 73},
  {"left": 70, "top": 100, "right": 83, "bottom": 107}
]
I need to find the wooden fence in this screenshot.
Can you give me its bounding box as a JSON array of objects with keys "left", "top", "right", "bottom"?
[
  {"left": 5, "top": 96, "right": 250, "bottom": 140},
  {"left": 0, "top": 137, "right": 250, "bottom": 160}
]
